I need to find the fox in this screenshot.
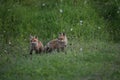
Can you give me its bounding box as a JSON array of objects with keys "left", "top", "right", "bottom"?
[
  {"left": 29, "top": 35, "right": 44, "bottom": 54},
  {"left": 44, "top": 32, "right": 68, "bottom": 52}
]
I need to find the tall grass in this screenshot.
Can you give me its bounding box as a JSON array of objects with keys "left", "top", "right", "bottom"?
[
  {"left": 0, "top": 0, "right": 115, "bottom": 42},
  {"left": 0, "top": 0, "right": 120, "bottom": 79},
  {"left": 0, "top": 41, "right": 120, "bottom": 80}
]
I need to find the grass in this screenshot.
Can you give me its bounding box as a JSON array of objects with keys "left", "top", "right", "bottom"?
[
  {"left": 0, "top": 0, "right": 120, "bottom": 80},
  {"left": 0, "top": 41, "right": 120, "bottom": 80},
  {"left": 0, "top": 0, "right": 114, "bottom": 41}
]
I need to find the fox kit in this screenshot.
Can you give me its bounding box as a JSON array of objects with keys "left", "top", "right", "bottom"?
[
  {"left": 44, "top": 32, "right": 68, "bottom": 52},
  {"left": 30, "top": 35, "right": 43, "bottom": 54}
]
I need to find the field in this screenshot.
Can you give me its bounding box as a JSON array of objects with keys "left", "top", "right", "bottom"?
[
  {"left": 0, "top": 0, "right": 120, "bottom": 80},
  {"left": 0, "top": 40, "right": 120, "bottom": 80}
]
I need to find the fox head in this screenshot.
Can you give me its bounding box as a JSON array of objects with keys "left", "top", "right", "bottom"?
[
  {"left": 58, "top": 32, "right": 66, "bottom": 41},
  {"left": 58, "top": 32, "right": 68, "bottom": 46},
  {"left": 30, "top": 35, "right": 39, "bottom": 48},
  {"left": 58, "top": 33, "right": 67, "bottom": 42}
]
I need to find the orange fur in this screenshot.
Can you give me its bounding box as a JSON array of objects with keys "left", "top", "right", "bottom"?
[
  {"left": 44, "top": 33, "right": 68, "bottom": 52},
  {"left": 30, "top": 35, "right": 43, "bottom": 54}
]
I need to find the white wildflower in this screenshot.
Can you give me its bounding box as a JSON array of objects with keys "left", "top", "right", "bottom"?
[
  {"left": 80, "top": 48, "right": 83, "bottom": 51},
  {"left": 42, "top": 3, "right": 45, "bottom": 6},
  {"left": 117, "top": 11, "right": 119, "bottom": 14},
  {"left": 80, "top": 20, "right": 83, "bottom": 23},
  {"left": 59, "top": 9, "right": 63, "bottom": 13},
  {"left": 70, "top": 28, "right": 73, "bottom": 31},
  {"left": 9, "top": 41, "right": 11, "bottom": 45},
  {"left": 4, "top": 50, "right": 7, "bottom": 53},
  {"left": 98, "top": 27, "right": 101, "bottom": 29},
  {"left": 80, "top": 20, "right": 83, "bottom": 25}
]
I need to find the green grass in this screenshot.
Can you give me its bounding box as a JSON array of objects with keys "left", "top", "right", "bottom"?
[
  {"left": 0, "top": 41, "right": 120, "bottom": 80},
  {"left": 0, "top": 0, "right": 120, "bottom": 80},
  {"left": 1, "top": 0, "right": 119, "bottom": 42}
]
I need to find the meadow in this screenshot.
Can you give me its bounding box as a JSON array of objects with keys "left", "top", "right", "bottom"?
[
  {"left": 0, "top": 40, "right": 120, "bottom": 80},
  {"left": 0, "top": 0, "right": 120, "bottom": 80}
]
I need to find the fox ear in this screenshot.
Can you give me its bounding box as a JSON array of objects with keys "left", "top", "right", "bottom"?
[
  {"left": 35, "top": 36, "right": 38, "bottom": 39},
  {"left": 63, "top": 32, "right": 66, "bottom": 36}
]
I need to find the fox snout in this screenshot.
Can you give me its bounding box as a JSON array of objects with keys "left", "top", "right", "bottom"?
[{"left": 31, "top": 42, "right": 38, "bottom": 49}]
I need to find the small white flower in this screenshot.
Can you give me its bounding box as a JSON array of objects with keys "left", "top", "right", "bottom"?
[
  {"left": 9, "top": 41, "right": 11, "bottom": 45},
  {"left": 3, "top": 31, "right": 6, "bottom": 33},
  {"left": 4, "top": 50, "right": 7, "bottom": 53},
  {"left": 80, "top": 20, "right": 83, "bottom": 23},
  {"left": 117, "top": 11, "right": 119, "bottom": 14},
  {"left": 80, "top": 48, "right": 83, "bottom": 51},
  {"left": 70, "top": 28, "right": 73, "bottom": 31},
  {"left": 98, "top": 27, "right": 101, "bottom": 29},
  {"left": 42, "top": 3, "right": 45, "bottom": 6},
  {"left": 59, "top": 9, "right": 63, "bottom": 13},
  {"left": 80, "top": 20, "right": 83, "bottom": 25}
]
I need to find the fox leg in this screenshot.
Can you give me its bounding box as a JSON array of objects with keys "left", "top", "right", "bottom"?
[
  {"left": 39, "top": 48, "right": 43, "bottom": 53},
  {"left": 30, "top": 49, "right": 33, "bottom": 55},
  {"left": 57, "top": 48, "right": 60, "bottom": 52},
  {"left": 35, "top": 49, "right": 39, "bottom": 54},
  {"left": 62, "top": 47, "right": 67, "bottom": 54},
  {"left": 45, "top": 47, "right": 51, "bottom": 52},
  {"left": 48, "top": 48, "right": 52, "bottom": 52},
  {"left": 61, "top": 47, "right": 65, "bottom": 51}
]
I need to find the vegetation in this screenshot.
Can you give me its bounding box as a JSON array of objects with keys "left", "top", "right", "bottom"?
[
  {"left": 0, "top": 0, "right": 120, "bottom": 80},
  {"left": 0, "top": 41, "right": 120, "bottom": 80}
]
